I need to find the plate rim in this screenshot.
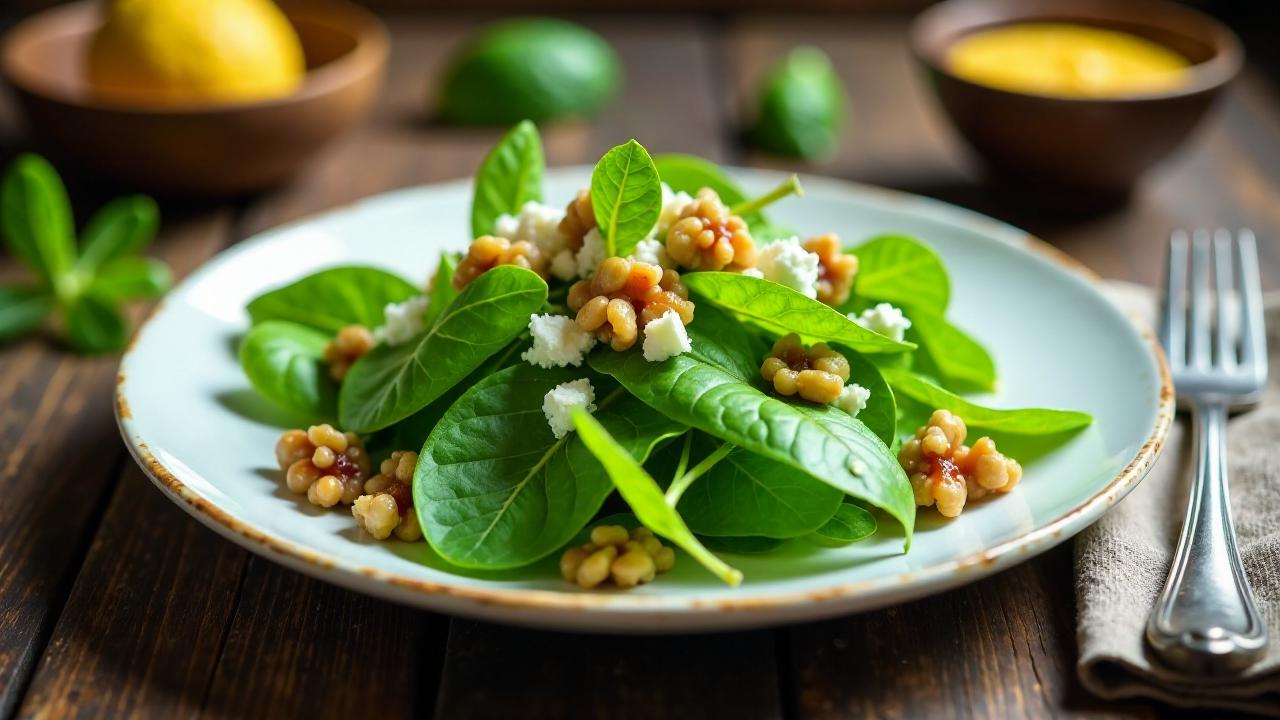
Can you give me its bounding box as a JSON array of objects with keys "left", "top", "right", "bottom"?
[{"left": 114, "top": 168, "right": 1174, "bottom": 627}]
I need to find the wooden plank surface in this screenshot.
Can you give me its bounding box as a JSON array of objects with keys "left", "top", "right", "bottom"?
[{"left": 0, "top": 10, "right": 1278, "bottom": 720}]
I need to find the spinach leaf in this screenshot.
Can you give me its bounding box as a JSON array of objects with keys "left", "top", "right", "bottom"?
[
  {"left": 63, "top": 292, "right": 127, "bottom": 353},
  {"left": 849, "top": 234, "right": 950, "bottom": 313},
  {"left": 590, "top": 345, "right": 915, "bottom": 546},
  {"left": 247, "top": 266, "right": 419, "bottom": 334},
  {"left": 807, "top": 502, "right": 877, "bottom": 547},
  {"left": 0, "top": 154, "right": 75, "bottom": 289},
  {"left": 0, "top": 285, "right": 51, "bottom": 341},
  {"left": 470, "top": 120, "right": 544, "bottom": 238},
  {"left": 423, "top": 252, "right": 460, "bottom": 329},
  {"left": 683, "top": 272, "right": 913, "bottom": 354},
  {"left": 908, "top": 309, "right": 997, "bottom": 393},
  {"left": 572, "top": 407, "right": 742, "bottom": 585},
  {"left": 701, "top": 535, "right": 786, "bottom": 554},
  {"left": 652, "top": 153, "right": 761, "bottom": 225},
  {"left": 415, "top": 365, "right": 683, "bottom": 569},
  {"left": 76, "top": 195, "right": 159, "bottom": 273},
  {"left": 239, "top": 320, "right": 335, "bottom": 419},
  {"left": 676, "top": 433, "right": 843, "bottom": 539},
  {"left": 89, "top": 257, "right": 172, "bottom": 300},
  {"left": 339, "top": 266, "right": 547, "bottom": 432},
  {"left": 883, "top": 367, "right": 1093, "bottom": 445},
  {"left": 841, "top": 348, "right": 896, "bottom": 445},
  {"left": 590, "top": 139, "right": 662, "bottom": 257}
]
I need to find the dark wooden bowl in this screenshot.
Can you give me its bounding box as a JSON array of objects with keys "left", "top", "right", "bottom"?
[
  {"left": 910, "top": 0, "right": 1242, "bottom": 208},
  {"left": 0, "top": 0, "right": 388, "bottom": 197}
]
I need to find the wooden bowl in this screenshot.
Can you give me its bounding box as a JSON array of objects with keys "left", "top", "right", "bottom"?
[
  {"left": 0, "top": 0, "right": 387, "bottom": 197},
  {"left": 910, "top": 0, "right": 1242, "bottom": 209}
]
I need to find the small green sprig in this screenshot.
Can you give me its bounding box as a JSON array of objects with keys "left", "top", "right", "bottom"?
[{"left": 0, "top": 154, "right": 171, "bottom": 353}]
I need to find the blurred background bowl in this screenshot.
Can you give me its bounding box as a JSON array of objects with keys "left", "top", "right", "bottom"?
[
  {"left": 0, "top": 0, "right": 387, "bottom": 198},
  {"left": 910, "top": 0, "right": 1242, "bottom": 210}
]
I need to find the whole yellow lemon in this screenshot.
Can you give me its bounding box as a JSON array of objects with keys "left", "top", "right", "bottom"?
[{"left": 87, "top": 0, "right": 306, "bottom": 106}]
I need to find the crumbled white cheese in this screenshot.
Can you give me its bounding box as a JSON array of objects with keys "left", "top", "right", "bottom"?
[
  {"left": 834, "top": 383, "right": 871, "bottom": 417},
  {"left": 851, "top": 302, "right": 912, "bottom": 342},
  {"left": 521, "top": 313, "right": 596, "bottom": 368},
  {"left": 542, "top": 378, "right": 596, "bottom": 439},
  {"left": 494, "top": 201, "right": 570, "bottom": 257},
  {"left": 549, "top": 249, "right": 578, "bottom": 282},
  {"left": 641, "top": 310, "right": 692, "bottom": 362},
  {"left": 576, "top": 228, "right": 607, "bottom": 278},
  {"left": 656, "top": 183, "right": 695, "bottom": 235},
  {"left": 741, "top": 267, "right": 765, "bottom": 279},
  {"left": 629, "top": 238, "right": 669, "bottom": 268},
  {"left": 754, "top": 237, "right": 820, "bottom": 298},
  {"left": 374, "top": 295, "right": 430, "bottom": 346}
]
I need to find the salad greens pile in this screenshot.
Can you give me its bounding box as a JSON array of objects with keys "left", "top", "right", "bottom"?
[{"left": 238, "top": 122, "right": 1092, "bottom": 586}]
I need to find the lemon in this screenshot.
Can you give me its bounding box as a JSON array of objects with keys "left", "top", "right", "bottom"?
[{"left": 87, "top": 0, "right": 306, "bottom": 106}]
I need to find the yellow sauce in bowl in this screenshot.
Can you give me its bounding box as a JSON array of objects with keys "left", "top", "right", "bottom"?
[{"left": 946, "top": 22, "right": 1193, "bottom": 98}]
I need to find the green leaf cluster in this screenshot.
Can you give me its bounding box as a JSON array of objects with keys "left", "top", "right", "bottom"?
[{"left": 0, "top": 154, "right": 171, "bottom": 353}]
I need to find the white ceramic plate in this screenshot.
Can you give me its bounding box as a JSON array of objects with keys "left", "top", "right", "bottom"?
[{"left": 116, "top": 168, "right": 1172, "bottom": 632}]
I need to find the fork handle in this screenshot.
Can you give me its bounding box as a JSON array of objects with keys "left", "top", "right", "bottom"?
[{"left": 1145, "top": 401, "right": 1268, "bottom": 674}]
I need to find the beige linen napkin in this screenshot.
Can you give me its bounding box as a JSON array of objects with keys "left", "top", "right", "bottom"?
[{"left": 1075, "top": 282, "right": 1280, "bottom": 716}]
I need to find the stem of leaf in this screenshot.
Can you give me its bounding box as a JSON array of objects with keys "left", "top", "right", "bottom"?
[
  {"left": 671, "top": 432, "right": 692, "bottom": 486},
  {"left": 729, "top": 174, "right": 804, "bottom": 217},
  {"left": 665, "top": 441, "right": 734, "bottom": 506}
]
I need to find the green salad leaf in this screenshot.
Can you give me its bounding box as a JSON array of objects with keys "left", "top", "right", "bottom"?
[
  {"left": 0, "top": 154, "right": 75, "bottom": 289},
  {"left": 590, "top": 139, "right": 662, "bottom": 257},
  {"left": 652, "top": 153, "right": 762, "bottom": 225},
  {"left": 883, "top": 368, "right": 1093, "bottom": 445},
  {"left": 701, "top": 535, "right": 786, "bottom": 554},
  {"left": 239, "top": 320, "right": 335, "bottom": 418},
  {"left": 673, "top": 433, "right": 843, "bottom": 539},
  {"left": 590, "top": 333, "right": 915, "bottom": 546},
  {"left": 423, "top": 252, "right": 460, "bottom": 330},
  {"left": 247, "top": 266, "right": 420, "bottom": 334},
  {"left": 470, "top": 120, "right": 544, "bottom": 238},
  {"left": 88, "top": 257, "right": 172, "bottom": 300},
  {"left": 415, "top": 365, "right": 683, "bottom": 569},
  {"left": 0, "top": 286, "right": 52, "bottom": 341},
  {"left": 842, "top": 348, "right": 896, "bottom": 446},
  {"left": 849, "top": 234, "right": 950, "bottom": 313},
  {"left": 572, "top": 408, "right": 743, "bottom": 585},
  {"left": 76, "top": 195, "right": 160, "bottom": 274},
  {"left": 749, "top": 46, "right": 847, "bottom": 159},
  {"left": 339, "top": 266, "right": 547, "bottom": 432},
  {"left": 683, "top": 272, "right": 913, "bottom": 354},
  {"left": 63, "top": 292, "right": 127, "bottom": 353},
  {"left": 908, "top": 309, "right": 997, "bottom": 393},
  {"left": 807, "top": 502, "right": 877, "bottom": 547}
]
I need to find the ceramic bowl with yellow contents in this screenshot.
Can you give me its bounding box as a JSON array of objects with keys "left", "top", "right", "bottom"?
[{"left": 910, "top": 0, "right": 1242, "bottom": 209}]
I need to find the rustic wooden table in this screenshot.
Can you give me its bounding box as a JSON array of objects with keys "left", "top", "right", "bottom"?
[{"left": 2, "top": 12, "right": 1277, "bottom": 720}]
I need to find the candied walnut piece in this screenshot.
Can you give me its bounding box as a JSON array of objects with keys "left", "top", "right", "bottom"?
[
  {"left": 352, "top": 450, "right": 423, "bottom": 541},
  {"left": 803, "top": 233, "right": 859, "bottom": 306},
  {"left": 898, "top": 410, "right": 1022, "bottom": 517},
  {"left": 567, "top": 258, "right": 695, "bottom": 352},
  {"left": 558, "top": 189, "right": 595, "bottom": 251},
  {"left": 453, "top": 234, "right": 547, "bottom": 290},
  {"left": 276, "top": 424, "right": 369, "bottom": 509},
  {"left": 559, "top": 524, "right": 675, "bottom": 590},
  {"left": 665, "top": 188, "right": 757, "bottom": 271},
  {"left": 759, "top": 333, "right": 848, "bottom": 404},
  {"left": 323, "top": 324, "right": 375, "bottom": 381}
]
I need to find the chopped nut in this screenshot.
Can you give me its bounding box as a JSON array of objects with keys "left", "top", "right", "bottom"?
[
  {"left": 899, "top": 410, "right": 1021, "bottom": 517},
  {"left": 567, "top": 258, "right": 695, "bottom": 351},
  {"left": 352, "top": 449, "right": 423, "bottom": 542},
  {"left": 453, "top": 234, "right": 547, "bottom": 290},
  {"left": 558, "top": 189, "right": 595, "bottom": 251},
  {"left": 275, "top": 424, "right": 369, "bottom": 508},
  {"left": 559, "top": 523, "right": 677, "bottom": 590},
  {"left": 759, "top": 333, "right": 848, "bottom": 404},
  {"left": 324, "top": 325, "right": 375, "bottom": 381},
  {"left": 665, "top": 188, "right": 757, "bottom": 271},
  {"left": 803, "top": 233, "right": 858, "bottom": 306}
]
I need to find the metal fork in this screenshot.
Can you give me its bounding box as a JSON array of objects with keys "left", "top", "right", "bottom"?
[{"left": 1146, "top": 229, "right": 1269, "bottom": 674}]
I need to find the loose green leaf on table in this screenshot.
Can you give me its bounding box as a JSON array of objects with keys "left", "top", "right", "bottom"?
[
  {"left": 414, "top": 365, "right": 683, "bottom": 569},
  {"left": 339, "top": 265, "right": 547, "bottom": 432},
  {"left": 683, "top": 272, "right": 913, "bottom": 355},
  {"left": 571, "top": 407, "right": 743, "bottom": 586},
  {"left": 89, "top": 256, "right": 172, "bottom": 300},
  {"left": 470, "top": 120, "right": 544, "bottom": 238},
  {"left": 0, "top": 285, "right": 52, "bottom": 341},
  {"left": 63, "top": 292, "right": 127, "bottom": 353},
  {"left": 749, "top": 46, "right": 847, "bottom": 160},
  {"left": 908, "top": 309, "right": 997, "bottom": 393},
  {"left": 807, "top": 502, "right": 877, "bottom": 547},
  {"left": 76, "top": 195, "right": 160, "bottom": 273},
  {"left": 238, "top": 320, "right": 335, "bottom": 419},
  {"left": 848, "top": 234, "right": 950, "bottom": 313},
  {"left": 0, "top": 153, "right": 75, "bottom": 289},
  {"left": 247, "top": 265, "right": 420, "bottom": 334},
  {"left": 590, "top": 139, "right": 662, "bottom": 258}
]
